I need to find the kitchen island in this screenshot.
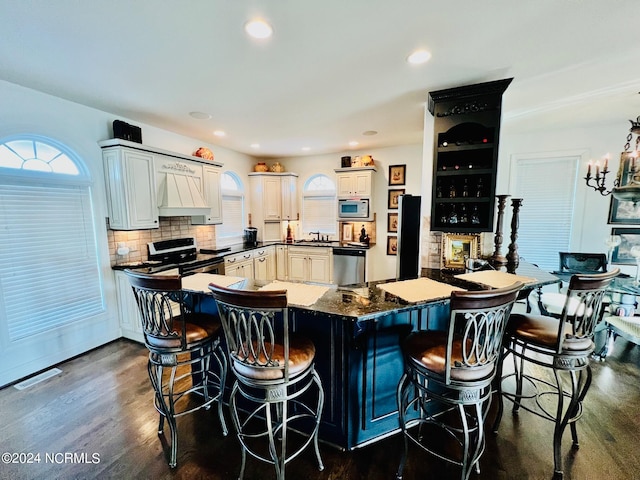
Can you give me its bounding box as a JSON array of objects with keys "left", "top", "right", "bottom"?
[{"left": 182, "top": 262, "right": 559, "bottom": 450}]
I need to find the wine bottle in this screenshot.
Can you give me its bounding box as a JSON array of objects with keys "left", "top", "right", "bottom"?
[
  {"left": 460, "top": 204, "right": 468, "bottom": 223},
  {"left": 462, "top": 178, "right": 469, "bottom": 197},
  {"left": 471, "top": 205, "right": 481, "bottom": 225},
  {"left": 448, "top": 205, "right": 458, "bottom": 224},
  {"left": 439, "top": 205, "right": 447, "bottom": 225},
  {"left": 449, "top": 181, "right": 457, "bottom": 198},
  {"left": 476, "top": 178, "right": 484, "bottom": 198}
]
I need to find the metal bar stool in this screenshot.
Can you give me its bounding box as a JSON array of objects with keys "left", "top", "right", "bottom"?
[
  {"left": 209, "top": 283, "right": 324, "bottom": 480},
  {"left": 125, "top": 269, "right": 228, "bottom": 468},
  {"left": 493, "top": 269, "right": 619, "bottom": 479},
  {"left": 396, "top": 282, "right": 523, "bottom": 480}
]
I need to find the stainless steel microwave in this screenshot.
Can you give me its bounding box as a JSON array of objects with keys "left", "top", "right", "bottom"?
[{"left": 338, "top": 199, "right": 370, "bottom": 219}]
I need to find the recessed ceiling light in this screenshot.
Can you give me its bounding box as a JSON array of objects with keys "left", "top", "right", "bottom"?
[
  {"left": 302, "top": 147, "right": 311, "bottom": 151},
  {"left": 189, "top": 111, "right": 212, "bottom": 120},
  {"left": 213, "top": 130, "right": 226, "bottom": 137},
  {"left": 362, "top": 130, "right": 378, "bottom": 136},
  {"left": 349, "top": 141, "right": 359, "bottom": 147},
  {"left": 244, "top": 19, "right": 273, "bottom": 39},
  {"left": 251, "top": 143, "right": 260, "bottom": 149},
  {"left": 407, "top": 49, "right": 431, "bottom": 65}
]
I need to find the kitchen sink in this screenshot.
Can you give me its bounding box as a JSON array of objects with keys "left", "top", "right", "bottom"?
[{"left": 294, "top": 241, "right": 336, "bottom": 247}]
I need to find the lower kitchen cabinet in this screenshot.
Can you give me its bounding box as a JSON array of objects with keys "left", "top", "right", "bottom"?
[
  {"left": 287, "top": 246, "right": 332, "bottom": 284},
  {"left": 114, "top": 270, "right": 144, "bottom": 343},
  {"left": 224, "top": 251, "right": 255, "bottom": 278},
  {"left": 253, "top": 245, "right": 276, "bottom": 281},
  {"left": 275, "top": 245, "right": 288, "bottom": 280}
]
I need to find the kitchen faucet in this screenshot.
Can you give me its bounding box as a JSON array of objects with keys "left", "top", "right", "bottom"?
[{"left": 310, "top": 231, "right": 321, "bottom": 241}]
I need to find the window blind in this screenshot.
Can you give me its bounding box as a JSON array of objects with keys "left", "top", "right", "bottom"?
[
  {"left": 216, "top": 193, "right": 244, "bottom": 244},
  {"left": 0, "top": 183, "right": 104, "bottom": 341},
  {"left": 302, "top": 195, "right": 337, "bottom": 235},
  {"left": 513, "top": 156, "right": 578, "bottom": 271}
]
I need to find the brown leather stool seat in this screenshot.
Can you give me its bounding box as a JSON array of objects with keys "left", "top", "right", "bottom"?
[
  {"left": 507, "top": 313, "right": 594, "bottom": 352},
  {"left": 145, "top": 315, "right": 222, "bottom": 349},
  {"left": 404, "top": 331, "right": 494, "bottom": 382},
  {"left": 232, "top": 335, "right": 316, "bottom": 381}
]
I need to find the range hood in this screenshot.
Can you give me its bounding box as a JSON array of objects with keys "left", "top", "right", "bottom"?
[{"left": 157, "top": 172, "right": 211, "bottom": 216}]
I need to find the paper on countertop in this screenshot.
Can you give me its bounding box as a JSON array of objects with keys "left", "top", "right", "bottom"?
[
  {"left": 377, "top": 277, "right": 465, "bottom": 303},
  {"left": 259, "top": 280, "right": 330, "bottom": 306},
  {"left": 454, "top": 270, "right": 537, "bottom": 288},
  {"left": 181, "top": 273, "right": 245, "bottom": 292}
]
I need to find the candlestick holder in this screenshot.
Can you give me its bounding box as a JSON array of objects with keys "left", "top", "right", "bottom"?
[
  {"left": 631, "top": 246, "right": 640, "bottom": 286},
  {"left": 490, "top": 194, "right": 510, "bottom": 268},
  {"left": 604, "top": 234, "right": 621, "bottom": 267},
  {"left": 506, "top": 198, "right": 523, "bottom": 273}
]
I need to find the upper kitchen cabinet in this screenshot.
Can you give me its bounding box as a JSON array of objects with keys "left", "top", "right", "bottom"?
[
  {"left": 249, "top": 172, "right": 299, "bottom": 242},
  {"left": 99, "top": 139, "right": 223, "bottom": 230},
  {"left": 428, "top": 78, "right": 512, "bottom": 233},
  {"left": 335, "top": 167, "right": 376, "bottom": 198},
  {"left": 191, "top": 165, "right": 223, "bottom": 225},
  {"left": 101, "top": 142, "right": 158, "bottom": 230}
]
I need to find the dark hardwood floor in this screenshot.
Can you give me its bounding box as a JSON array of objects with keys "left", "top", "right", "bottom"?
[{"left": 2, "top": 330, "right": 640, "bottom": 480}]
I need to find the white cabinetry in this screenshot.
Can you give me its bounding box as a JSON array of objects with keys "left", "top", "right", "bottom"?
[
  {"left": 287, "top": 246, "right": 332, "bottom": 284},
  {"left": 99, "top": 139, "right": 223, "bottom": 229},
  {"left": 224, "top": 251, "right": 255, "bottom": 278},
  {"left": 249, "top": 173, "right": 299, "bottom": 242},
  {"left": 281, "top": 175, "right": 298, "bottom": 220},
  {"left": 114, "top": 271, "right": 144, "bottom": 343},
  {"left": 253, "top": 246, "right": 276, "bottom": 282},
  {"left": 335, "top": 167, "right": 376, "bottom": 198},
  {"left": 276, "top": 245, "right": 288, "bottom": 280},
  {"left": 102, "top": 145, "right": 158, "bottom": 230},
  {"left": 191, "top": 165, "right": 223, "bottom": 224}
]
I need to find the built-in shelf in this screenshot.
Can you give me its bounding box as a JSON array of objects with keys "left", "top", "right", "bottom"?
[{"left": 428, "top": 78, "right": 512, "bottom": 233}]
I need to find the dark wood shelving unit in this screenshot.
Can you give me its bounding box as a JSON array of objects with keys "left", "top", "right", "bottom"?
[{"left": 428, "top": 78, "right": 512, "bottom": 233}]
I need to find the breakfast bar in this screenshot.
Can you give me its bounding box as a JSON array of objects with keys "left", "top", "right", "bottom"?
[{"left": 181, "top": 262, "right": 559, "bottom": 451}]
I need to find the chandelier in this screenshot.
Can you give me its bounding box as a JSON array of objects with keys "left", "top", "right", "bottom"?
[{"left": 585, "top": 115, "right": 640, "bottom": 204}]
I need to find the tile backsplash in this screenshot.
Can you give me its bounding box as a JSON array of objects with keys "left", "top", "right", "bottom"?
[{"left": 107, "top": 217, "right": 216, "bottom": 266}]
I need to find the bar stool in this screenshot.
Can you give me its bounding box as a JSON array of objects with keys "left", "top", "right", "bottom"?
[
  {"left": 493, "top": 269, "right": 619, "bottom": 479},
  {"left": 125, "top": 269, "right": 228, "bottom": 468},
  {"left": 208, "top": 283, "right": 324, "bottom": 480},
  {"left": 396, "top": 282, "right": 523, "bottom": 480}
]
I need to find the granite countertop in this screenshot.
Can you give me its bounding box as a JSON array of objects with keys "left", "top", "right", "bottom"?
[
  {"left": 112, "top": 240, "right": 368, "bottom": 271},
  {"left": 179, "top": 261, "right": 558, "bottom": 322}
]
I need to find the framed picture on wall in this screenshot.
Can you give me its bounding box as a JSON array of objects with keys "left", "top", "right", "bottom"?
[
  {"left": 387, "top": 237, "right": 398, "bottom": 255},
  {"left": 608, "top": 152, "right": 640, "bottom": 224},
  {"left": 387, "top": 213, "right": 398, "bottom": 233},
  {"left": 389, "top": 165, "right": 406, "bottom": 186},
  {"left": 610, "top": 228, "right": 640, "bottom": 264},
  {"left": 388, "top": 189, "right": 405, "bottom": 209},
  {"left": 387, "top": 236, "right": 398, "bottom": 255},
  {"left": 342, "top": 223, "right": 353, "bottom": 242},
  {"left": 441, "top": 233, "right": 480, "bottom": 269}
]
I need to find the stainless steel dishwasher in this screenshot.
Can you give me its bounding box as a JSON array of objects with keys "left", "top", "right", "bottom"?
[{"left": 333, "top": 247, "right": 366, "bottom": 286}]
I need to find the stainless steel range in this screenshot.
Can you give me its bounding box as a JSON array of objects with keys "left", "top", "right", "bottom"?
[{"left": 146, "top": 237, "right": 225, "bottom": 275}]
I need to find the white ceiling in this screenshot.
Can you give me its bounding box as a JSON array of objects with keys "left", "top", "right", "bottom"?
[{"left": 0, "top": 0, "right": 638, "bottom": 158}]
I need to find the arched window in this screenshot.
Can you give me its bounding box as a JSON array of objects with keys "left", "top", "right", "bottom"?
[
  {"left": 302, "top": 174, "right": 336, "bottom": 235},
  {"left": 0, "top": 135, "right": 102, "bottom": 342},
  {"left": 216, "top": 171, "right": 245, "bottom": 245},
  {"left": 0, "top": 138, "right": 82, "bottom": 175}
]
